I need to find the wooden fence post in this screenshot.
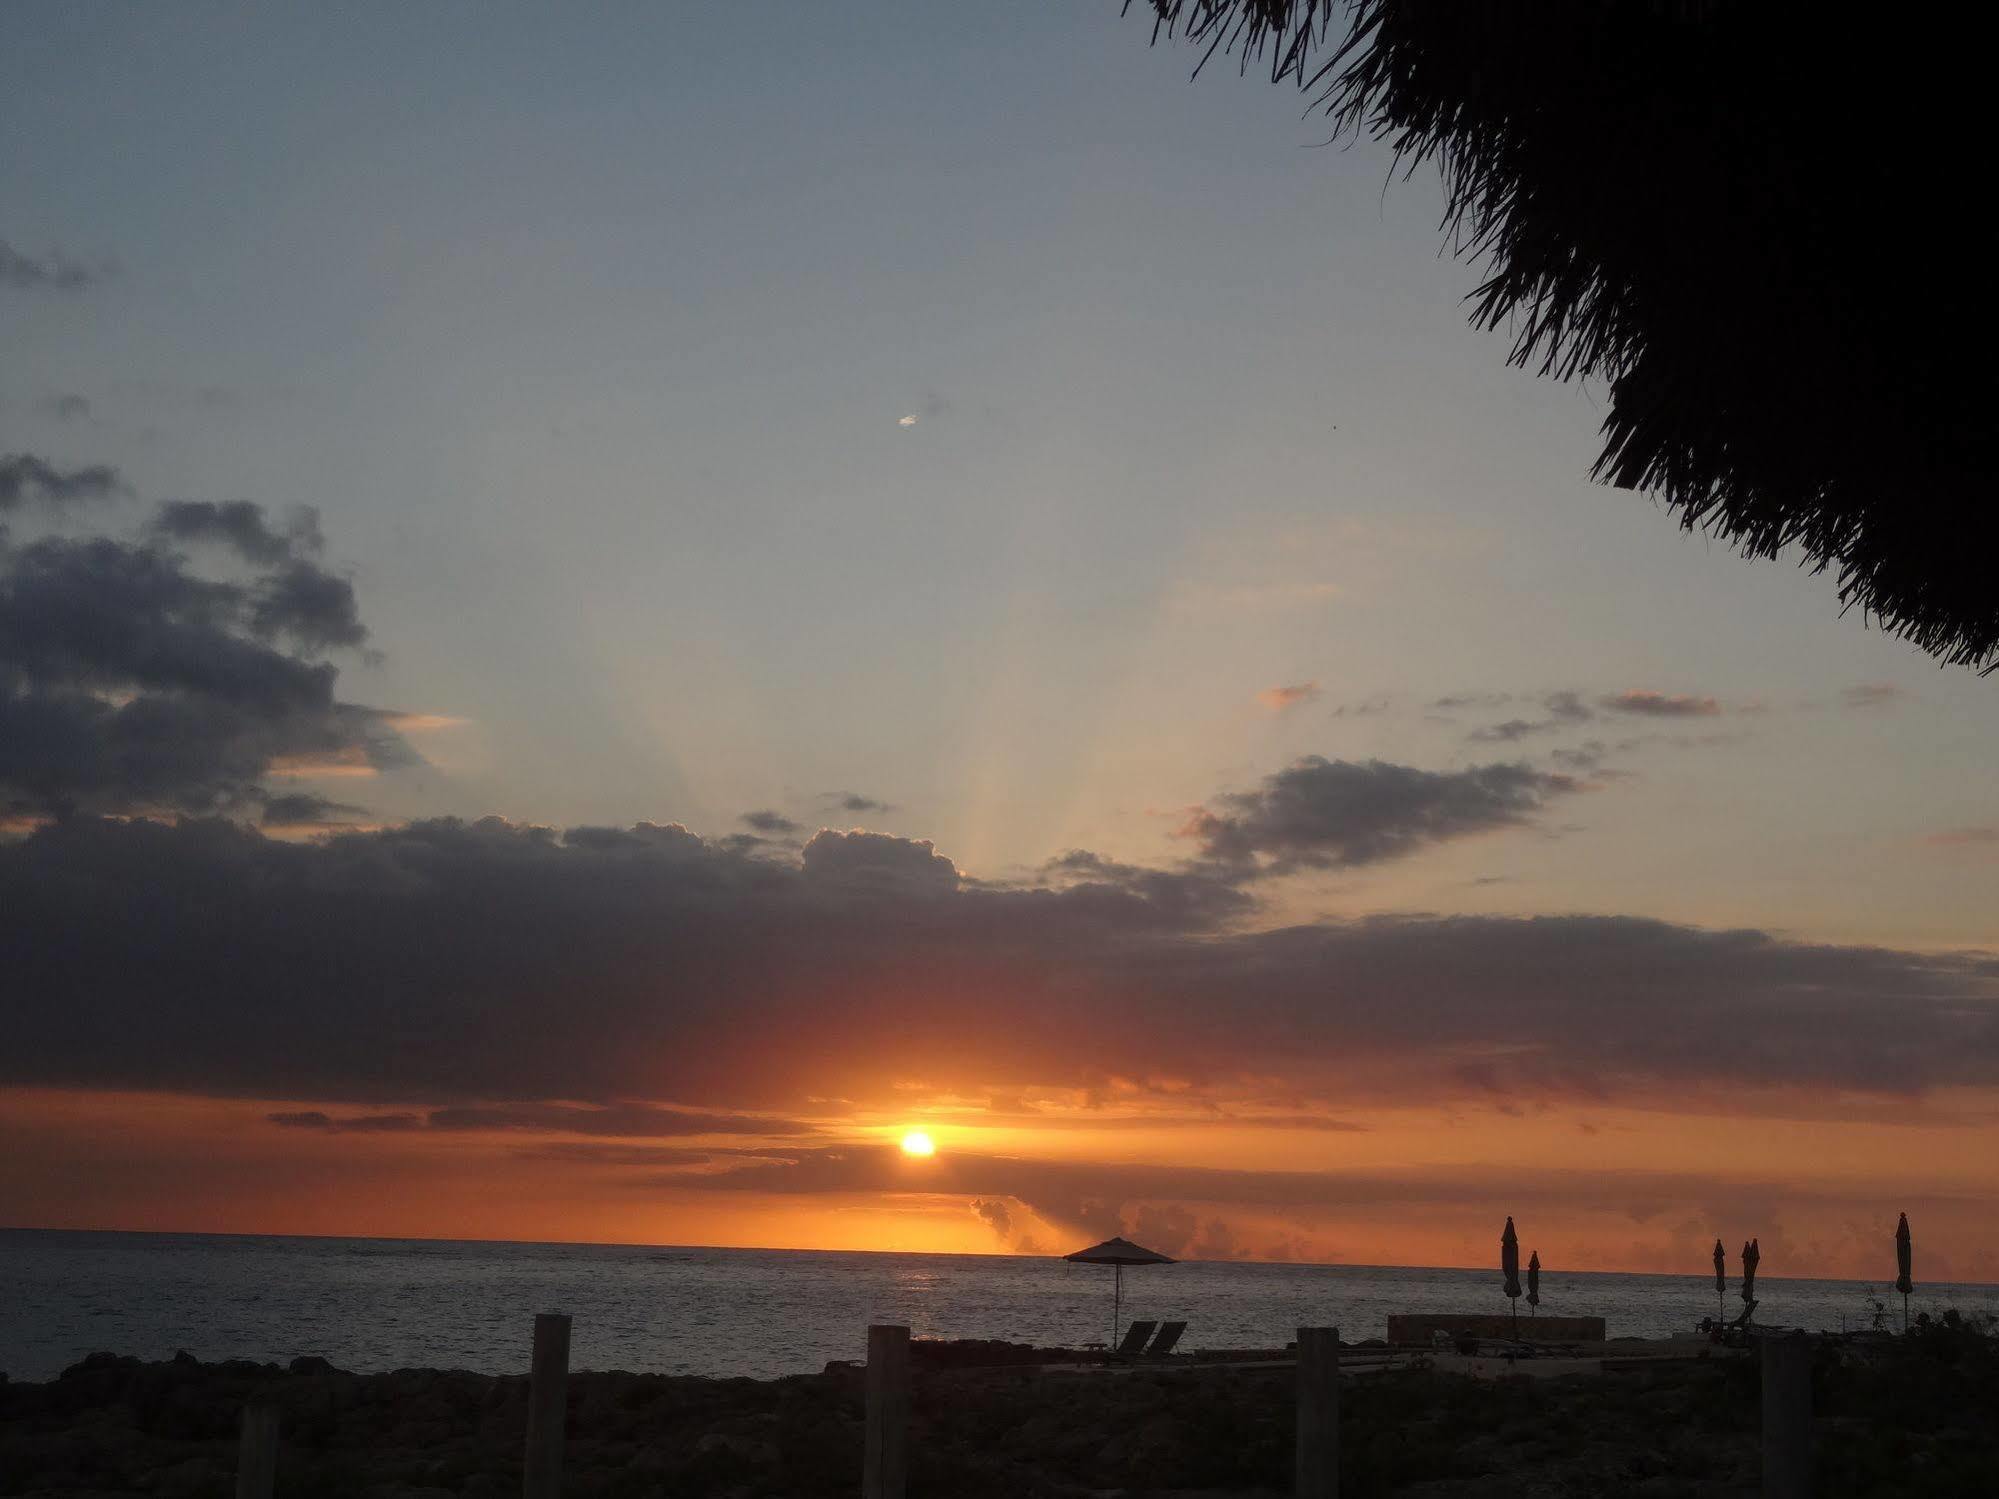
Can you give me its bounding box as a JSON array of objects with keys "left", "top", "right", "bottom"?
[
  {"left": 1296, "top": 1325, "right": 1339, "bottom": 1499},
  {"left": 524, "top": 1311, "right": 572, "bottom": 1499},
  {"left": 1761, "top": 1333, "right": 1813, "bottom": 1499},
  {"left": 235, "top": 1400, "right": 279, "bottom": 1499},
  {"left": 863, "top": 1322, "right": 910, "bottom": 1499}
]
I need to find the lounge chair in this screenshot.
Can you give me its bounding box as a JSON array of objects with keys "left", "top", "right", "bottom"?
[
  {"left": 1114, "top": 1320, "right": 1157, "bottom": 1357},
  {"left": 1146, "top": 1320, "right": 1187, "bottom": 1356}
]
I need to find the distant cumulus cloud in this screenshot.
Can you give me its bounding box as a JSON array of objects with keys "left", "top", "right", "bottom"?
[
  {"left": 1601, "top": 690, "right": 1722, "bottom": 717},
  {"left": 740, "top": 809, "right": 801, "bottom": 836},
  {"left": 1256, "top": 681, "right": 1321, "bottom": 713}
]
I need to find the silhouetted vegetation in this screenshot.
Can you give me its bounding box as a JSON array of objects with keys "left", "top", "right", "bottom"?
[{"left": 1137, "top": 2, "right": 1996, "bottom": 671}]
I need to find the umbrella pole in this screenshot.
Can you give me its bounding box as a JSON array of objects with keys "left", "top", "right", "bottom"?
[{"left": 1903, "top": 1290, "right": 1909, "bottom": 1333}]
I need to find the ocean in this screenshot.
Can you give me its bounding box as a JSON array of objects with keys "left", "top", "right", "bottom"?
[{"left": 5, "top": 1228, "right": 1993, "bottom": 1385}]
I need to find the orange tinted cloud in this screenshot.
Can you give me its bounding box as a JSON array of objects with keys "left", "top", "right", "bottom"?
[{"left": 1255, "top": 681, "right": 1321, "bottom": 712}]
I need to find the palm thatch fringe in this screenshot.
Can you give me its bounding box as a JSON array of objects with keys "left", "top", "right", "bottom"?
[{"left": 1135, "top": 1, "right": 1995, "bottom": 670}]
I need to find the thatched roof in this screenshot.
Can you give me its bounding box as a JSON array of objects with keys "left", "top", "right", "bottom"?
[{"left": 1136, "top": 2, "right": 1995, "bottom": 670}]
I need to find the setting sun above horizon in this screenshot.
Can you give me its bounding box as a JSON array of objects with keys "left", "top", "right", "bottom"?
[{"left": 900, "top": 1130, "right": 936, "bottom": 1158}]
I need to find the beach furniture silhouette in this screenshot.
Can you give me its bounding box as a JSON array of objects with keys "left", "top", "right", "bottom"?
[
  {"left": 1146, "top": 1319, "right": 1187, "bottom": 1356},
  {"left": 1064, "top": 1235, "right": 1177, "bottom": 1349},
  {"left": 1114, "top": 1319, "right": 1158, "bottom": 1357}
]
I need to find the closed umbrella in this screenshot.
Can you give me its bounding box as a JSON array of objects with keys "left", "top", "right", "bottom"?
[
  {"left": 1712, "top": 1238, "right": 1727, "bottom": 1323},
  {"left": 1740, "top": 1238, "right": 1760, "bottom": 1323},
  {"left": 1526, "top": 1250, "right": 1541, "bottom": 1315},
  {"left": 1064, "top": 1236, "right": 1176, "bottom": 1350},
  {"left": 1895, "top": 1213, "right": 1913, "bottom": 1330},
  {"left": 1501, "top": 1217, "right": 1522, "bottom": 1335}
]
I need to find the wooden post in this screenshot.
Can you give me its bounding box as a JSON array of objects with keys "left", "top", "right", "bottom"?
[
  {"left": 1296, "top": 1325, "right": 1338, "bottom": 1499},
  {"left": 235, "top": 1401, "right": 279, "bottom": 1499},
  {"left": 863, "top": 1323, "right": 910, "bottom": 1499},
  {"left": 1760, "top": 1334, "right": 1813, "bottom": 1499},
  {"left": 524, "top": 1312, "right": 572, "bottom": 1499}
]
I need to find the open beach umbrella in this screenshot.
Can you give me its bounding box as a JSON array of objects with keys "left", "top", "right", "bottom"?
[
  {"left": 1741, "top": 1239, "right": 1760, "bottom": 1318},
  {"left": 1064, "top": 1236, "right": 1175, "bottom": 1349},
  {"left": 1712, "top": 1239, "right": 1727, "bottom": 1322},
  {"left": 1526, "top": 1251, "right": 1541, "bottom": 1314},
  {"left": 1501, "top": 1217, "right": 1521, "bottom": 1333},
  {"left": 1895, "top": 1213, "right": 1914, "bottom": 1329}
]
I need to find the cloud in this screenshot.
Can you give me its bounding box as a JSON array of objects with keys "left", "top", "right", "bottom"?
[
  {"left": 0, "top": 474, "right": 401, "bottom": 818},
  {"left": 1431, "top": 692, "right": 1513, "bottom": 710},
  {"left": 822, "top": 791, "right": 893, "bottom": 815},
  {"left": 971, "top": 1196, "right": 1014, "bottom": 1241},
  {"left": 1842, "top": 683, "right": 1907, "bottom": 710},
  {"left": 1181, "top": 757, "right": 1578, "bottom": 873},
  {"left": 152, "top": 500, "right": 324, "bottom": 567},
  {"left": 268, "top": 1110, "right": 423, "bottom": 1133},
  {"left": 800, "top": 828, "right": 957, "bottom": 894},
  {"left": 1464, "top": 691, "right": 1595, "bottom": 743},
  {"left": 1601, "top": 690, "right": 1722, "bottom": 718},
  {"left": 43, "top": 394, "right": 92, "bottom": 424},
  {"left": 0, "top": 240, "right": 108, "bottom": 293},
  {"left": 259, "top": 791, "right": 365, "bottom": 828},
  {"left": 267, "top": 1102, "right": 813, "bottom": 1138},
  {"left": 740, "top": 809, "right": 801, "bottom": 836},
  {"left": 1255, "top": 681, "right": 1320, "bottom": 712},
  {"left": 1330, "top": 694, "right": 1391, "bottom": 718},
  {"left": 0, "top": 453, "right": 126, "bottom": 511},
  {"left": 5, "top": 815, "right": 1992, "bottom": 1121},
  {"left": 1926, "top": 827, "right": 1999, "bottom": 849}
]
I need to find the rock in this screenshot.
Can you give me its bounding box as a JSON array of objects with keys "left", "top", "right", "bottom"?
[{"left": 289, "top": 1355, "right": 337, "bottom": 1375}]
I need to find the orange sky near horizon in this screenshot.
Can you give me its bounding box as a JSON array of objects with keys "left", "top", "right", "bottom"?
[{"left": 6, "top": 1085, "right": 1992, "bottom": 1285}]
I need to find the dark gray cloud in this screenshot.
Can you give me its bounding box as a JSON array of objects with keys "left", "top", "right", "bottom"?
[
  {"left": 3, "top": 816, "right": 1993, "bottom": 1121},
  {"left": 259, "top": 791, "right": 364, "bottom": 828},
  {"left": 270, "top": 1102, "right": 812, "bottom": 1137},
  {"left": 0, "top": 240, "right": 107, "bottom": 293},
  {"left": 799, "top": 827, "right": 957, "bottom": 894},
  {"left": 268, "top": 1110, "right": 423, "bottom": 1133},
  {"left": 1039, "top": 848, "right": 1253, "bottom": 926},
  {"left": 1431, "top": 692, "right": 1513, "bottom": 710},
  {"left": 740, "top": 809, "right": 801, "bottom": 836},
  {"left": 152, "top": 500, "right": 324, "bottom": 567},
  {"left": 0, "top": 482, "right": 394, "bottom": 817},
  {"left": 1183, "top": 757, "right": 1578, "bottom": 873},
  {"left": 0, "top": 453, "right": 126, "bottom": 511}
]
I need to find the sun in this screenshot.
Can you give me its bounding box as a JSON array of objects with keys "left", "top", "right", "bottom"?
[{"left": 899, "top": 1130, "right": 936, "bottom": 1158}]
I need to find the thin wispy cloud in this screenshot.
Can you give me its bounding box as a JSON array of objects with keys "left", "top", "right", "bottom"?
[
  {"left": 1601, "top": 690, "right": 1723, "bottom": 717},
  {"left": 0, "top": 239, "right": 110, "bottom": 293},
  {"left": 1255, "top": 681, "right": 1321, "bottom": 712}
]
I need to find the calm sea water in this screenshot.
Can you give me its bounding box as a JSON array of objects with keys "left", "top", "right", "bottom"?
[{"left": 5, "top": 1229, "right": 1994, "bottom": 1385}]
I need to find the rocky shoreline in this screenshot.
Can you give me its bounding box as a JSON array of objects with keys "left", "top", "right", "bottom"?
[{"left": 3, "top": 1328, "right": 1994, "bottom": 1497}]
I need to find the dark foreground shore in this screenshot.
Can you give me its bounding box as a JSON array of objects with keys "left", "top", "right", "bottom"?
[{"left": 4, "top": 1326, "right": 1995, "bottom": 1498}]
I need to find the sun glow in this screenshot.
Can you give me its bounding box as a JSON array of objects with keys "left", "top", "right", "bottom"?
[{"left": 899, "top": 1130, "right": 936, "bottom": 1157}]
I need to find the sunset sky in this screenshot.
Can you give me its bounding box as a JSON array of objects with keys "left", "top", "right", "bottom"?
[{"left": 4, "top": 3, "right": 1996, "bottom": 1281}]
